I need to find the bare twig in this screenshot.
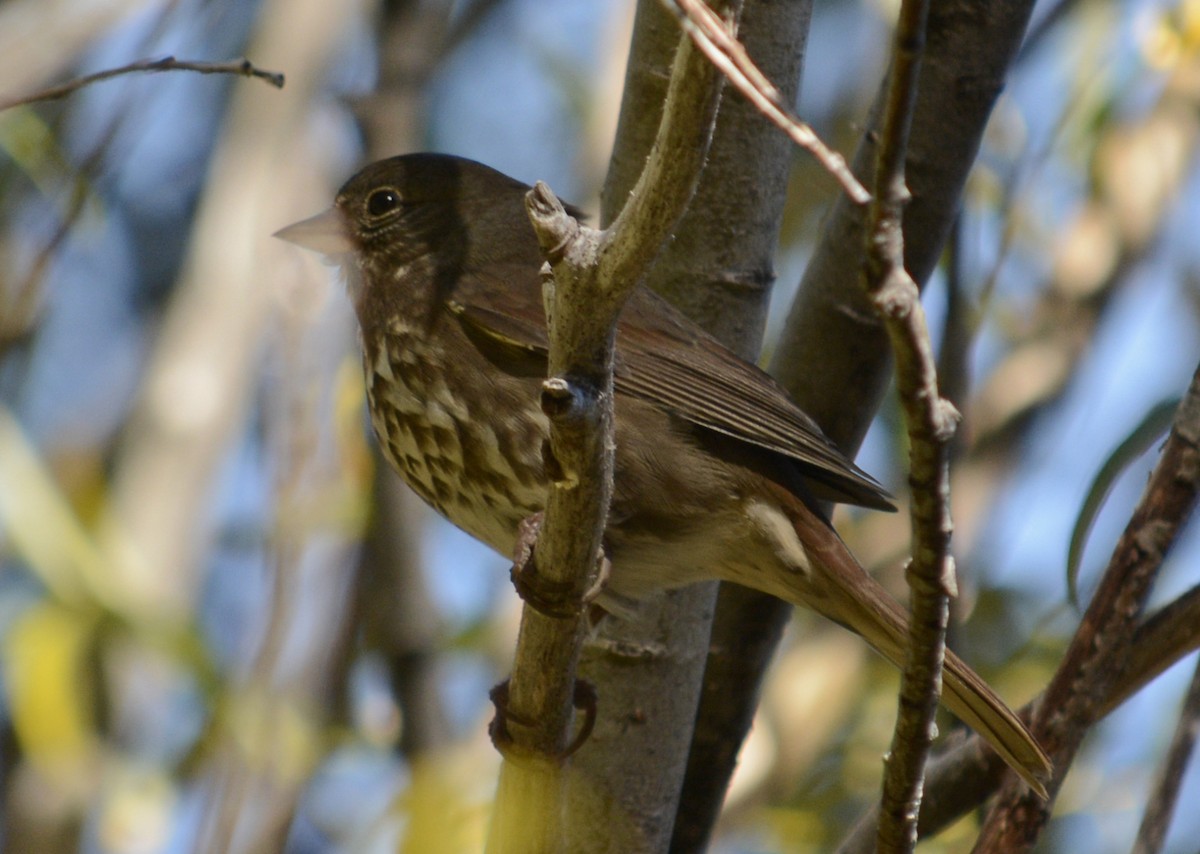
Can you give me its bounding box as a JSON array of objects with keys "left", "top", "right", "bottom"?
[
  {"left": 973, "top": 361, "right": 1200, "bottom": 852},
  {"left": 0, "top": 56, "right": 284, "bottom": 112},
  {"left": 484, "top": 5, "right": 733, "bottom": 852},
  {"left": 1132, "top": 655, "right": 1200, "bottom": 854},
  {"left": 1107, "top": 584, "right": 1200, "bottom": 718},
  {"left": 660, "top": 0, "right": 869, "bottom": 204},
  {"left": 857, "top": 0, "right": 955, "bottom": 850}
]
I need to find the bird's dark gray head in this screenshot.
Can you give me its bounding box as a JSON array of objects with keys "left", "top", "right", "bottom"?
[{"left": 275, "top": 153, "right": 544, "bottom": 312}]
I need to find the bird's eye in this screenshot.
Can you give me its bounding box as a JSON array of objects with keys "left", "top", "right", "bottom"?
[{"left": 366, "top": 188, "right": 400, "bottom": 218}]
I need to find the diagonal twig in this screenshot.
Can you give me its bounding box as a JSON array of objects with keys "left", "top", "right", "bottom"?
[
  {"left": 660, "top": 0, "right": 870, "bottom": 204},
  {"left": 1132, "top": 654, "right": 1200, "bottom": 854}
]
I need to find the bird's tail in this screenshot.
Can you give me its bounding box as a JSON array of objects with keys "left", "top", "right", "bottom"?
[{"left": 774, "top": 496, "right": 1052, "bottom": 798}]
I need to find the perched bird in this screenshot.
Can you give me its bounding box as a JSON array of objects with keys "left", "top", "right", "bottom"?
[{"left": 276, "top": 152, "right": 1050, "bottom": 794}]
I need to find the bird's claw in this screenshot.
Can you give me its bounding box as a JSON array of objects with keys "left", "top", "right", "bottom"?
[
  {"left": 488, "top": 678, "right": 598, "bottom": 760},
  {"left": 510, "top": 513, "right": 609, "bottom": 618}
]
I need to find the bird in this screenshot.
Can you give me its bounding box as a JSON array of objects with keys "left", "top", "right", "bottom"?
[{"left": 275, "top": 152, "right": 1051, "bottom": 795}]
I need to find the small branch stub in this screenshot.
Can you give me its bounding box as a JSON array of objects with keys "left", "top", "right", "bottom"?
[
  {"left": 541, "top": 377, "right": 585, "bottom": 421},
  {"left": 526, "top": 183, "right": 583, "bottom": 266}
]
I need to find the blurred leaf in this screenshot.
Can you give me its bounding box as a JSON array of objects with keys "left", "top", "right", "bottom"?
[
  {"left": 0, "top": 107, "right": 69, "bottom": 195},
  {"left": 755, "top": 805, "right": 825, "bottom": 852},
  {"left": 97, "top": 764, "right": 177, "bottom": 854},
  {"left": 223, "top": 689, "right": 323, "bottom": 786},
  {"left": 1067, "top": 397, "right": 1180, "bottom": 608},
  {"left": 0, "top": 405, "right": 114, "bottom": 609},
  {"left": 3, "top": 601, "right": 100, "bottom": 773},
  {"left": 402, "top": 754, "right": 489, "bottom": 854}
]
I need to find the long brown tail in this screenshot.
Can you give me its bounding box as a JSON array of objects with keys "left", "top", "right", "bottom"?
[
  {"left": 776, "top": 496, "right": 1052, "bottom": 798},
  {"left": 844, "top": 582, "right": 1051, "bottom": 799}
]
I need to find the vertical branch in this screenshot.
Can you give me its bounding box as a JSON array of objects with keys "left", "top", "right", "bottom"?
[
  {"left": 484, "top": 5, "right": 732, "bottom": 851},
  {"left": 861, "top": 1, "right": 952, "bottom": 850}
]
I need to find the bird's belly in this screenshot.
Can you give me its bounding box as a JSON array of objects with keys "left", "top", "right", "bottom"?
[
  {"left": 604, "top": 509, "right": 754, "bottom": 598},
  {"left": 364, "top": 343, "right": 548, "bottom": 556}
]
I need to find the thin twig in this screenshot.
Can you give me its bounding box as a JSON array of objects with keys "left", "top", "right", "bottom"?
[
  {"left": 0, "top": 56, "right": 284, "bottom": 112},
  {"left": 1132, "top": 655, "right": 1200, "bottom": 854},
  {"left": 1107, "top": 584, "right": 1200, "bottom": 718},
  {"left": 661, "top": 0, "right": 870, "bottom": 205},
  {"left": 861, "top": 0, "right": 952, "bottom": 850}
]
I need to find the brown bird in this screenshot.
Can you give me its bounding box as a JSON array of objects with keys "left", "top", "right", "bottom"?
[{"left": 276, "top": 153, "right": 1050, "bottom": 795}]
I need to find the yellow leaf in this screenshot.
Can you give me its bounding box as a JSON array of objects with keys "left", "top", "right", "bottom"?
[{"left": 3, "top": 602, "right": 99, "bottom": 773}]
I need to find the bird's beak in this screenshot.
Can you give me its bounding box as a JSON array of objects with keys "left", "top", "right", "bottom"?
[{"left": 273, "top": 207, "right": 354, "bottom": 255}]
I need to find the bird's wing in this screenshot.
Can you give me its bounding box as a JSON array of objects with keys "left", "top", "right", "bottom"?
[
  {"left": 615, "top": 289, "right": 893, "bottom": 510},
  {"left": 448, "top": 270, "right": 893, "bottom": 511}
]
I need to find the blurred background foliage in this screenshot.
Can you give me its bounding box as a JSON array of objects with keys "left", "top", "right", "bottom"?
[{"left": 0, "top": 0, "right": 1197, "bottom": 852}]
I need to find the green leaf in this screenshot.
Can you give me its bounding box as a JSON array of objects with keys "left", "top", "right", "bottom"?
[{"left": 1067, "top": 397, "right": 1180, "bottom": 609}]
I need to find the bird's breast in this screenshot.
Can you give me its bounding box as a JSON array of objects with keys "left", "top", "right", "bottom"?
[{"left": 363, "top": 320, "right": 549, "bottom": 555}]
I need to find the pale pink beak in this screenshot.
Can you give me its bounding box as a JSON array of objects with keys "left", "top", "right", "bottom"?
[{"left": 273, "top": 207, "right": 354, "bottom": 255}]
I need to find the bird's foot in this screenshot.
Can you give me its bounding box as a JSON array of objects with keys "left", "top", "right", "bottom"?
[
  {"left": 488, "top": 678, "right": 598, "bottom": 760},
  {"left": 510, "top": 512, "right": 609, "bottom": 618}
]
